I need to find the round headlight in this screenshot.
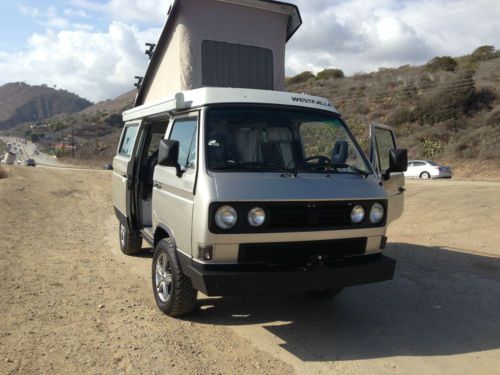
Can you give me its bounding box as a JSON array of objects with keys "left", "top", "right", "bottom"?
[
  {"left": 351, "top": 205, "right": 365, "bottom": 223},
  {"left": 248, "top": 207, "right": 266, "bottom": 227},
  {"left": 215, "top": 205, "right": 238, "bottom": 230},
  {"left": 370, "top": 203, "right": 384, "bottom": 224}
]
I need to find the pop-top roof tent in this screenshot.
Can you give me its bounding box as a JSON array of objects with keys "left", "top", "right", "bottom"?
[{"left": 134, "top": 0, "right": 302, "bottom": 107}]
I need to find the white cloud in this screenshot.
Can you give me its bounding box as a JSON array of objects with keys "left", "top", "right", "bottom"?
[
  {"left": 285, "top": 0, "right": 500, "bottom": 75},
  {"left": 68, "top": 0, "right": 174, "bottom": 23},
  {"left": 0, "top": 23, "right": 162, "bottom": 102},
  {"left": 18, "top": 5, "right": 69, "bottom": 29},
  {"left": 3, "top": 0, "right": 500, "bottom": 102}
]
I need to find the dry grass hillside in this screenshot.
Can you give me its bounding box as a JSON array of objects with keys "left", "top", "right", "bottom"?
[
  {"left": 287, "top": 46, "right": 500, "bottom": 177},
  {"left": 0, "top": 82, "right": 92, "bottom": 130},
  {"left": 4, "top": 46, "right": 499, "bottom": 176}
]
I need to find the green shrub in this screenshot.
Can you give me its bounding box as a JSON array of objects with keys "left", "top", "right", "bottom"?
[
  {"left": 426, "top": 56, "right": 457, "bottom": 72},
  {"left": 422, "top": 138, "right": 443, "bottom": 158},
  {"left": 317, "top": 69, "right": 344, "bottom": 80},
  {"left": 287, "top": 71, "right": 316, "bottom": 85},
  {"left": 470, "top": 45, "right": 497, "bottom": 62},
  {"left": 416, "top": 71, "right": 475, "bottom": 123},
  {"left": 389, "top": 107, "right": 414, "bottom": 125}
]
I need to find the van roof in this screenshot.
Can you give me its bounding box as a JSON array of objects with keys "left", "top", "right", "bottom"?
[
  {"left": 134, "top": 0, "right": 302, "bottom": 106},
  {"left": 123, "top": 87, "right": 340, "bottom": 122}
]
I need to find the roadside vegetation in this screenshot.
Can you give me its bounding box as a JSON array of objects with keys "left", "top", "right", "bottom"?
[
  {"left": 286, "top": 45, "right": 500, "bottom": 170},
  {"left": 3, "top": 46, "right": 499, "bottom": 172}
]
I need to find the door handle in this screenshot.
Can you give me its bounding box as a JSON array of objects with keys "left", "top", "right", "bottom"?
[
  {"left": 399, "top": 187, "right": 406, "bottom": 193},
  {"left": 153, "top": 182, "right": 162, "bottom": 189}
]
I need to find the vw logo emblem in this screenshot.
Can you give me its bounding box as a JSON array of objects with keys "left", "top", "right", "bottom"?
[{"left": 306, "top": 207, "right": 320, "bottom": 225}]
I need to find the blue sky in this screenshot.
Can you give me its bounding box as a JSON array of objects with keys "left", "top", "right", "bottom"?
[{"left": 0, "top": 0, "right": 499, "bottom": 102}]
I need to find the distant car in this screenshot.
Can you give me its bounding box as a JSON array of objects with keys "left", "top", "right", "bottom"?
[
  {"left": 25, "top": 159, "right": 36, "bottom": 167},
  {"left": 103, "top": 163, "right": 113, "bottom": 170},
  {"left": 404, "top": 160, "right": 452, "bottom": 179},
  {"left": 17, "top": 159, "right": 21, "bottom": 165}
]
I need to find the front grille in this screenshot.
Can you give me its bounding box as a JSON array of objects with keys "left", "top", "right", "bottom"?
[
  {"left": 267, "top": 202, "right": 351, "bottom": 230},
  {"left": 208, "top": 200, "right": 387, "bottom": 234},
  {"left": 238, "top": 238, "right": 367, "bottom": 264}
]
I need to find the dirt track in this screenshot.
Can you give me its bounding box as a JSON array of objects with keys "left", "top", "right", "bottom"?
[{"left": 1, "top": 167, "right": 499, "bottom": 374}]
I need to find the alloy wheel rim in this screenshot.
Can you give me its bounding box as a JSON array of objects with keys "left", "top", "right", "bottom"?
[{"left": 155, "top": 253, "right": 173, "bottom": 303}]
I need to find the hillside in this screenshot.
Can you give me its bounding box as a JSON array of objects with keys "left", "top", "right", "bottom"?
[
  {"left": 286, "top": 46, "right": 500, "bottom": 173},
  {"left": 80, "top": 90, "right": 136, "bottom": 115},
  {"left": 5, "top": 46, "right": 500, "bottom": 175},
  {"left": 0, "top": 82, "right": 92, "bottom": 130}
]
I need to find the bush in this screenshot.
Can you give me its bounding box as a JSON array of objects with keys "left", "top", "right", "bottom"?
[
  {"left": 287, "top": 71, "right": 316, "bottom": 85},
  {"left": 317, "top": 68, "right": 344, "bottom": 80},
  {"left": 422, "top": 137, "right": 443, "bottom": 158},
  {"left": 471, "top": 45, "right": 497, "bottom": 62},
  {"left": 416, "top": 71, "right": 475, "bottom": 123},
  {"left": 426, "top": 56, "right": 457, "bottom": 72},
  {"left": 470, "top": 87, "right": 497, "bottom": 112},
  {"left": 389, "top": 107, "right": 414, "bottom": 125}
]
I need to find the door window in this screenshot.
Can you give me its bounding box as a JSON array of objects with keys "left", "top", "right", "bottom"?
[
  {"left": 373, "top": 127, "right": 396, "bottom": 172},
  {"left": 119, "top": 125, "right": 139, "bottom": 157},
  {"left": 169, "top": 117, "right": 198, "bottom": 169}
]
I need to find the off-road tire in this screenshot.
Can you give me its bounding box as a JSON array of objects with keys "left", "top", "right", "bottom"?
[
  {"left": 306, "top": 288, "right": 344, "bottom": 298},
  {"left": 420, "top": 172, "right": 431, "bottom": 179},
  {"left": 152, "top": 238, "right": 198, "bottom": 316},
  {"left": 119, "top": 222, "right": 143, "bottom": 255}
]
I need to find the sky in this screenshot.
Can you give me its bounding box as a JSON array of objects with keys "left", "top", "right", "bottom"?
[{"left": 0, "top": 0, "right": 499, "bottom": 102}]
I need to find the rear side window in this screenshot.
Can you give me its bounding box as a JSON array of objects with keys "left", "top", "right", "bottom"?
[
  {"left": 169, "top": 118, "right": 198, "bottom": 169},
  {"left": 119, "top": 125, "right": 139, "bottom": 157}
]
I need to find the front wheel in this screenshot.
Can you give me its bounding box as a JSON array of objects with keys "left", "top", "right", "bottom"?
[{"left": 152, "top": 239, "right": 198, "bottom": 316}]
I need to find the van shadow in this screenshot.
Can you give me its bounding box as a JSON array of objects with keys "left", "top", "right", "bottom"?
[{"left": 191, "top": 243, "right": 500, "bottom": 361}]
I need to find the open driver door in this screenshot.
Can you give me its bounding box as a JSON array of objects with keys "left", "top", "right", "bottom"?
[{"left": 369, "top": 123, "right": 407, "bottom": 224}]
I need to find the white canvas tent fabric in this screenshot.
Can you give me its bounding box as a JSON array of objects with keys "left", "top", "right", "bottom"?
[{"left": 136, "top": 0, "right": 301, "bottom": 106}]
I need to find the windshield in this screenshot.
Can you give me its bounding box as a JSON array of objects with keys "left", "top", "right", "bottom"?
[{"left": 205, "top": 106, "right": 371, "bottom": 174}]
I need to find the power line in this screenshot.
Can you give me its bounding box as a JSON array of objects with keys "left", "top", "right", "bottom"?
[{"left": 333, "top": 76, "right": 477, "bottom": 101}]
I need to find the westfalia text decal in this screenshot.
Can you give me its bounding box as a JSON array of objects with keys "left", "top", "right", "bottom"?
[{"left": 291, "top": 97, "right": 333, "bottom": 107}]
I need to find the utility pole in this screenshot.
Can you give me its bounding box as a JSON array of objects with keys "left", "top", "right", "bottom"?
[
  {"left": 60, "top": 127, "right": 64, "bottom": 155},
  {"left": 71, "top": 122, "right": 75, "bottom": 159}
]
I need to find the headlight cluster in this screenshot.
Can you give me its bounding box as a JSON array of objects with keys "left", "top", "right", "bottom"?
[
  {"left": 214, "top": 205, "right": 266, "bottom": 230},
  {"left": 350, "top": 203, "right": 385, "bottom": 224}
]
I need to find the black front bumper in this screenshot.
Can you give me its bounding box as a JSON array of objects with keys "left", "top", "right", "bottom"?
[{"left": 180, "top": 254, "right": 396, "bottom": 296}]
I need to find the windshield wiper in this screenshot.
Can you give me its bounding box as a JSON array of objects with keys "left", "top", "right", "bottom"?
[
  {"left": 331, "top": 163, "right": 370, "bottom": 177},
  {"left": 212, "top": 162, "right": 294, "bottom": 173},
  {"left": 295, "top": 162, "right": 370, "bottom": 176}
]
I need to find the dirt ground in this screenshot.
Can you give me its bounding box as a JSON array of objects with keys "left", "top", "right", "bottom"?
[{"left": 1, "top": 166, "right": 499, "bottom": 374}]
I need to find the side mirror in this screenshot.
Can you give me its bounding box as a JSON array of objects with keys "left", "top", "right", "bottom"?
[
  {"left": 158, "top": 139, "right": 184, "bottom": 177},
  {"left": 331, "top": 141, "right": 348, "bottom": 165},
  {"left": 383, "top": 148, "right": 407, "bottom": 179}
]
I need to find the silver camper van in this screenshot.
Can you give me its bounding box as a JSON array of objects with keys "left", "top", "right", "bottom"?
[{"left": 112, "top": 0, "right": 407, "bottom": 316}]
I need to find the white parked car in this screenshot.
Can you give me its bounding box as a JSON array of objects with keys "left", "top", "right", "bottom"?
[{"left": 404, "top": 160, "right": 452, "bottom": 179}]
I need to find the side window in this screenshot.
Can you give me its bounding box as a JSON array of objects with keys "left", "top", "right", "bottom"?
[
  {"left": 119, "top": 125, "right": 139, "bottom": 157},
  {"left": 374, "top": 127, "right": 396, "bottom": 172},
  {"left": 169, "top": 117, "right": 198, "bottom": 169}
]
